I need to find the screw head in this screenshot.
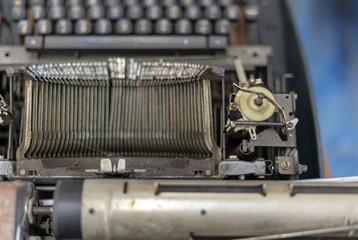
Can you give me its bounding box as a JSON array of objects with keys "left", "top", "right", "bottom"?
[
  {"left": 20, "top": 169, "right": 27, "bottom": 176},
  {"left": 281, "top": 160, "right": 291, "bottom": 170},
  {"left": 205, "top": 169, "right": 212, "bottom": 176}
]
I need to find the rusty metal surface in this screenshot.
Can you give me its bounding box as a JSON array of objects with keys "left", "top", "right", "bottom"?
[{"left": 0, "top": 181, "right": 30, "bottom": 240}]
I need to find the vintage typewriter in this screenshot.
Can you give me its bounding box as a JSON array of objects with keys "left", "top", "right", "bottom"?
[{"left": 0, "top": 0, "right": 358, "bottom": 240}]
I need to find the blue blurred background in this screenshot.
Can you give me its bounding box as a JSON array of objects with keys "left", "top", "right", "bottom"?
[{"left": 290, "top": 0, "right": 358, "bottom": 177}]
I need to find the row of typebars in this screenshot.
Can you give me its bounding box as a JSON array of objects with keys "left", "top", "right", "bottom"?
[{"left": 16, "top": 58, "right": 219, "bottom": 160}]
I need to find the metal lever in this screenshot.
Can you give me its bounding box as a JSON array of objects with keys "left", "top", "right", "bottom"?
[{"left": 233, "top": 83, "right": 298, "bottom": 133}]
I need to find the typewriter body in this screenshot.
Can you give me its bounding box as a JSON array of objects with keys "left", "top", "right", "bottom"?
[{"left": 0, "top": 0, "right": 357, "bottom": 240}]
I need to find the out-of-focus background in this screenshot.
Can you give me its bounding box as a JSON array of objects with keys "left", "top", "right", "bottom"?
[{"left": 290, "top": 0, "right": 358, "bottom": 177}]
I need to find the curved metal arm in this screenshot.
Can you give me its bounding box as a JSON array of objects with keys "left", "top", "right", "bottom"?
[{"left": 233, "top": 83, "right": 298, "bottom": 133}]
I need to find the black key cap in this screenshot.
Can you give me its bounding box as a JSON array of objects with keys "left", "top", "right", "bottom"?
[
  {"left": 11, "top": 6, "right": 26, "bottom": 20},
  {"left": 180, "top": 0, "right": 195, "bottom": 7},
  {"left": 68, "top": 5, "right": 85, "bottom": 20},
  {"left": 155, "top": 19, "right": 172, "bottom": 34},
  {"left": 85, "top": 0, "right": 101, "bottom": 6},
  {"left": 75, "top": 19, "right": 92, "bottom": 34},
  {"left": 107, "top": 5, "right": 124, "bottom": 20},
  {"left": 66, "top": 0, "right": 83, "bottom": 6},
  {"left": 95, "top": 19, "right": 112, "bottom": 34},
  {"left": 204, "top": 6, "right": 221, "bottom": 20},
  {"left": 48, "top": 6, "right": 66, "bottom": 20},
  {"left": 195, "top": 19, "right": 211, "bottom": 35},
  {"left": 165, "top": 5, "right": 181, "bottom": 20},
  {"left": 17, "top": 20, "right": 33, "bottom": 35},
  {"left": 89, "top": 5, "right": 105, "bottom": 20},
  {"left": 37, "top": 19, "right": 53, "bottom": 35},
  {"left": 126, "top": 5, "right": 143, "bottom": 20},
  {"left": 29, "top": 0, "right": 45, "bottom": 6},
  {"left": 184, "top": 5, "right": 201, "bottom": 20},
  {"left": 47, "top": 0, "right": 64, "bottom": 6},
  {"left": 143, "top": 0, "right": 157, "bottom": 7},
  {"left": 31, "top": 5, "right": 46, "bottom": 20},
  {"left": 114, "top": 19, "right": 132, "bottom": 34},
  {"left": 175, "top": 19, "right": 192, "bottom": 34},
  {"left": 56, "top": 19, "right": 73, "bottom": 34},
  {"left": 218, "top": 0, "right": 231, "bottom": 6},
  {"left": 244, "top": 4, "right": 259, "bottom": 21},
  {"left": 161, "top": 0, "right": 176, "bottom": 7},
  {"left": 104, "top": 0, "right": 121, "bottom": 6},
  {"left": 135, "top": 19, "right": 152, "bottom": 34},
  {"left": 224, "top": 4, "right": 239, "bottom": 20},
  {"left": 214, "top": 19, "right": 230, "bottom": 34},
  {"left": 146, "top": 5, "right": 163, "bottom": 20},
  {"left": 198, "top": 0, "right": 213, "bottom": 7},
  {"left": 123, "top": 0, "right": 139, "bottom": 6}
]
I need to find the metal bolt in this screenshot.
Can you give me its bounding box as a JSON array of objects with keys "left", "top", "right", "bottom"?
[
  {"left": 287, "top": 122, "right": 294, "bottom": 128},
  {"left": 20, "top": 169, "right": 26, "bottom": 176},
  {"left": 281, "top": 160, "right": 291, "bottom": 170},
  {"left": 205, "top": 170, "right": 212, "bottom": 176}
]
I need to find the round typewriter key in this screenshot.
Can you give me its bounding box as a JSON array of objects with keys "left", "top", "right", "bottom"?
[
  {"left": 48, "top": 6, "right": 66, "bottom": 20},
  {"left": 30, "top": 0, "right": 45, "bottom": 6},
  {"left": 85, "top": 0, "right": 101, "bottom": 7},
  {"left": 56, "top": 19, "right": 73, "bottom": 34},
  {"left": 198, "top": 0, "right": 213, "bottom": 7},
  {"left": 135, "top": 19, "right": 152, "bottom": 34},
  {"left": 107, "top": 5, "right": 124, "bottom": 20},
  {"left": 48, "top": 0, "right": 64, "bottom": 6},
  {"left": 13, "top": 0, "right": 26, "bottom": 6},
  {"left": 180, "top": 0, "right": 195, "bottom": 7},
  {"left": 95, "top": 19, "right": 112, "bottom": 34},
  {"left": 143, "top": 0, "right": 158, "bottom": 7},
  {"left": 115, "top": 19, "right": 133, "bottom": 34},
  {"left": 17, "top": 20, "right": 33, "bottom": 35},
  {"left": 161, "top": 0, "right": 176, "bottom": 7},
  {"left": 155, "top": 18, "right": 172, "bottom": 34},
  {"left": 165, "top": 5, "right": 181, "bottom": 20},
  {"left": 204, "top": 5, "right": 221, "bottom": 20},
  {"left": 184, "top": 5, "right": 201, "bottom": 20},
  {"left": 214, "top": 19, "right": 230, "bottom": 34},
  {"left": 175, "top": 19, "right": 192, "bottom": 34},
  {"left": 244, "top": 4, "right": 259, "bottom": 21},
  {"left": 89, "top": 5, "right": 105, "bottom": 20},
  {"left": 37, "top": 19, "right": 53, "bottom": 35},
  {"left": 146, "top": 5, "right": 163, "bottom": 20},
  {"left": 104, "top": 0, "right": 120, "bottom": 6},
  {"left": 75, "top": 19, "right": 92, "bottom": 34},
  {"left": 224, "top": 4, "right": 239, "bottom": 20},
  {"left": 195, "top": 19, "right": 211, "bottom": 34},
  {"left": 66, "top": 0, "right": 82, "bottom": 6},
  {"left": 126, "top": 5, "right": 143, "bottom": 20},
  {"left": 68, "top": 5, "right": 85, "bottom": 20},
  {"left": 11, "top": 6, "right": 26, "bottom": 20},
  {"left": 31, "top": 5, "right": 46, "bottom": 21}
]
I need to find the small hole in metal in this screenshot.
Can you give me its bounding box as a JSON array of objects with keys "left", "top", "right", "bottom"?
[
  {"left": 89, "top": 208, "right": 95, "bottom": 214},
  {"left": 252, "top": 52, "right": 258, "bottom": 57},
  {"left": 5, "top": 52, "right": 10, "bottom": 57},
  {"left": 201, "top": 209, "right": 206, "bottom": 215}
]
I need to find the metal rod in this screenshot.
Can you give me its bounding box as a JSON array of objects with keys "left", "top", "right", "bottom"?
[
  {"left": 232, "top": 224, "right": 358, "bottom": 240},
  {"left": 6, "top": 67, "right": 14, "bottom": 160},
  {"left": 32, "top": 206, "right": 53, "bottom": 216},
  {"left": 232, "top": 121, "right": 284, "bottom": 126}
]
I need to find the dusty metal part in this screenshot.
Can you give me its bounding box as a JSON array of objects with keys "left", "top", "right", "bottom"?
[
  {"left": 0, "top": 181, "right": 35, "bottom": 240},
  {"left": 276, "top": 156, "right": 295, "bottom": 175},
  {"left": 0, "top": 160, "right": 15, "bottom": 175},
  {"left": 218, "top": 160, "right": 269, "bottom": 178},
  {"left": 16, "top": 157, "right": 216, "bottom": 178},
  {"left": 80, "top": 179, "right": 358, "bottom": 240}
]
